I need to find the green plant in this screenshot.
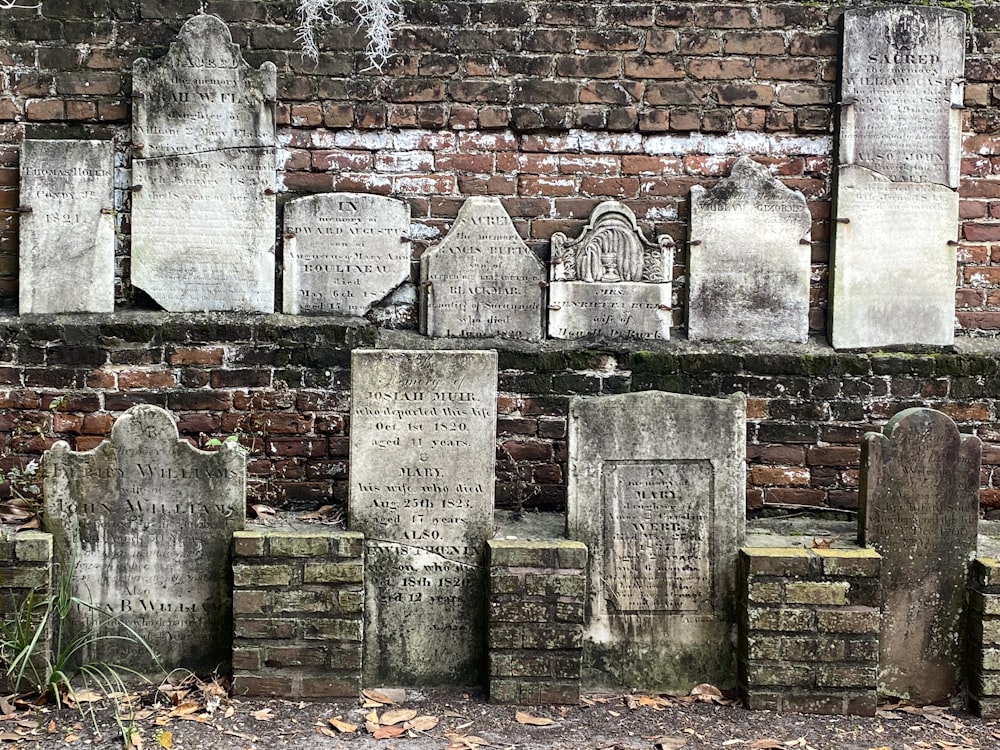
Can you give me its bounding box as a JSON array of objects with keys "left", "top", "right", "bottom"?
[{"left": 0, "top": 559, "right": 161, "bottom": 711}]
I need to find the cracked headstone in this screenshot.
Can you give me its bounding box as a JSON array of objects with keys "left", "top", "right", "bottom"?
[
  {"left": 860, "top": 407, "right": 980, "bottom": 703},
  {"left": 283, "top": 193, "right": 411, "bottom": 316},
  {"left": 688, "top": 157, "right": 812, "bottom": 342},
  {"left": 42, "top": 404, "right": 246, "bottom": 673},
  {"left": 130, "top": 14, "right": 276, "bottom": 312},
  {"left": 830, "top": 6, "right": 964, "bottom": 349},
  {"left": 18, "top": 140, "right": 115, "bottom": 314},
  {"left": 420, "top": 197, "right": 545, "bottom": 342},
  {"left": 548, "top": 201, "right": 674, "bottom": 341},
  {"left": 348, "top": 349, "right": 497, "bottom": 685},
  {"left": 567, "top": 391, "right": 746, "bottom": 692}
]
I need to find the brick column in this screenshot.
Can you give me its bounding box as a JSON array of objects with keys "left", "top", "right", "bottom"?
[
  {"left": 232, "top": 529, "right": 363, "bottom": 698},
  {"left": 0, "top": 530, "right": 53, "bottom": 693},
  {"left": 739, "top": 547, "right": 880, "bottom": 715},
  {"left": 487, "top": 539, "right": 586, "bottom": 704},
  {"left": 969, "top": 557, "right": 1000, "bottom": 718}
]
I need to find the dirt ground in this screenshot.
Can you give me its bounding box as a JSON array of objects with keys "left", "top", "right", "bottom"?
[{"left": 1, "top": 685, "right": 998, "bottom": 750}]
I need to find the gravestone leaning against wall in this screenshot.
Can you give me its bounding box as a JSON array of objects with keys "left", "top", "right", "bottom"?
[
  {"left": 18, "top": 140, "right": 115, "bottom": 314},
  {"left": 548, "top": 202, "right": 674, "bottom": 341},
  {"left": 567, "top": 391, "right": 746, "bottom": 692},
  {"left": 42, "top": 405, "right": 246, "bottom": 673},
  {"left": 283, "top": 193, "right": 411, "bottom": 316},
  {"left": 830, "top": 6, "right": 965, "bottom": 349},
  {"left": 349, "top": 349, "right": 497, "bottom": 686},
  {"left": 420, "top": 197, "right": 545, "bottom": 342},
  {"left": 131, "top": 14, "right": 277, "bottom": 312},
  {"left": 859, "top": 408, "right": 980, "bottom": 703},
  {"left": 688, "top": 156, "right": 812, "bottom": 342}
]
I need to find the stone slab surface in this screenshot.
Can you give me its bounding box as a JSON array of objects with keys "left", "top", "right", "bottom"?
[
  {"left": 548, "top": 282, "right": 671, "bottom": 341},
  {"left": 131, "top": 14, "right": 276, "bottom": 312},
  {"left": 18, "top": 140, "right": 115, "bottom": 314},
  {"left": 840, "top": 6, "right": 965, "bottom": 187},
  {"left": 349, "top": 349, "right": 497, "bottom": 686},
  {"left": 860, "top": 407, "right": 981, "bottom": 703},
  {"left": 42, "top": 405, "right": 245, "bottom": 673},
  {"left": 421, "top": 197, "right": 545, "bottom": 342},
  {"left": 283, "top": 193, "right": 411, "bottom": 316},
  {"left": 566, "top": 390, "right": 745, "bottom": 692},
  {"left": 688, "top": 157, "right": 811, "bottom": 342},
  {"left": 830, "top": 165, "right": 957, "bottom": 349}
]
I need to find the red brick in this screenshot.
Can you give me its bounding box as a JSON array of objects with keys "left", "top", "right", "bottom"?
[
  {"left": 749, "top": 466, "right": 811, "bottom": 486},
  {"left": 689, "top": 57, "right": 753, "bottom": 79},
  {"left": 168, "top": 347, "right": 224, "bottom": 366},
  {"left": 965, "top": 223, "right": 1000, "bottom": 242},
  {"left": 764, "top": 488, "right": 826, "bottom": 506},
  {"left": 723, "top": 32, "right": 786, "bottom": 55},
  {"left": 624, "top": 56, "right": 685, "bottom": 79},
  {"left": 82, "top": 414, "right": 113, "bottom": 435},
  {"left": 118, "top": 370, "right": 177, "bottom": 390},
  {"left": 694, "top": 5, "right": 756, "bottom": 29},
  {"left": 580, "top": 176, "right": 639, "bottom": 199},
  {"left": 755, "top": 58, "right": 820, "bottom": 81},
  {"left": 806, "top": 446, "right": 861, "bottom": 466},
  {"left": 25, "top": 99, "right": 65, "bottom": 121}
]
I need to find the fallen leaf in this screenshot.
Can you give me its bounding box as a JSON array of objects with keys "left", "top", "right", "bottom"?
[
  {"left": 251, "top": 708, "right": 274, "bottom": 721},
  {"left": 0, "top": 695, "right": 14, "bottom": 715},
  {"left": 361, "top": 689, "right": 396, "bottom": 706},
  {"left": 315, "top": 726, "right": 336, "bottom": 738},
  {"left": 372, "top": 725, "right": 404, "bottom": 739},
  {"left": 64, "top": 733, "right": 80, "bottom": 743},
  {"left": 68, "top": 689, "right": 102, "bottom": 704},
  {"left": 688, "top": 684, "right": 723, "bottom": 703},
  {"left": 748, "top": 740, "right": 784, "bottom": 749},
  {"left": 166, "top": 702, "right": 199, "bottom": 718},
  {"left": 0, "top": 733, "right": 21, "bottom": 741},
  {"left": 329, "top": 717, "right": 358, "bottom": 733},
  {"left": 812, "top": 537, "right": 833, "bottom": 548},
  {"left": 156, "top": 730, "right": 172, "bottom": 748},
  {"left": 406, "top": 715, "right": 440, "bottom": 732},
  {"left": 515, "top": 711, "right": 555, "bottom": 726},
  {"left": 47, "top": 720, "right": 56, "bottom": 733},
  {"left": 380, "top": 708, "right": 418, "bottom": 726},
  {"left": 222, "top": 730, "right": 256, "bottom": 741},
  {"left": 250, "top": 504, "right": 277, "bottom": 520}
]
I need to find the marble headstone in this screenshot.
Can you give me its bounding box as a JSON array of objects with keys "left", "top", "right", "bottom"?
[
  {"left": 18, "top": 140, "right": 115, "bottom": 314},
  {"left": 859, "top": 408, "right": 980, "bottom": 702},
  {"left": 839, "top": 6, "right": 965, "bottom": 188},
  {"left": 688, "top": 157, "right": 812, "bottom": 342},
  {"left": 566, "top": 391, "right": 746, "bottom": 691},
  {"left": 830, "top": 166, "right": 959, "bottom": 349},
  {"left": 42, "top": 405, "right": 246, "bottom": 672},
  {"left": 131, "top": 14, "right": 276, "bottom": 312},
  {"left": 548, "top": 202, "right": 674, "bottom": 341},
  {"left": 283, "top": 193, "right": 411, "bottom": 316},
  {"left": 349, "top": 349, "right": 497, "bottom": 685},
  {"left": 830, "top": 6, "right": 964, "bottom": 349},
  {"left": 420, "top": 197, "right": 545, "bottom": 341}
]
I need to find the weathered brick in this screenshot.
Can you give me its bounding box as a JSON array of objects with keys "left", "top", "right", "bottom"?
[
  {"left": 303, "top": 561, "right": 363, "bottom": 584},
  {"left": 816, "top": 607, "right": 878, "bottom": 634},
  {"left": 233, "top": 564, "right": 294, "bottom": 588},
  {"left": 302, "top": 619, "right": 362, "bottom": 642},
  {"left": 269, "top": 533, "right": 329, "bottom": 557},
  {"left": 785, "top": 581, "right": 849, "bottom": 606}
]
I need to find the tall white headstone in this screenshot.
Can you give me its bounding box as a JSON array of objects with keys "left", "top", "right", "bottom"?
[
  {"left": 349, "top": 349, "right": 497, "bottom": 685},
  {"left": 131, "top": 14, "right": 276, "bottom": 312},
  {"left": 18, "top": 140, "right": 115, "bottom": 314},
  {"left": 830, "top": 6, "right": 965, "bottom": 349}
]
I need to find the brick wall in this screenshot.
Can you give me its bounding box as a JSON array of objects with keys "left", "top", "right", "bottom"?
[
  {"left": 0, "top": 529, "right": 52, "bottom": 693},
  {"left": 0, "top": 3, "right": 998, "bottom": 515}
]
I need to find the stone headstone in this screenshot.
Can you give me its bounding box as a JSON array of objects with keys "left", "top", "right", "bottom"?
[
  {"left": 840, "top": 6, "right": 965, "bottom": 188},
  {"left": 349, "top": 349, "right": 497, "bottom": 685},
  {"left": 830, "top": 166, "right": 959, "bottom": 349},
  {"left": 131, "top": 14, "right": 276, "bottom": 312},
  {"left": 859, "top": 407, "right": 980, "bottom": 702},
  {"left": 548, "top": 201, "right": 674, "bottom": 340},
  {"left": 830, "top": 6, "right": 964, "bottom": 349},
  {"left": 420, "top": 197, "right": 545, "bottom": 342},
  {"left": 566, "top": 391, "right": 746, "bottom": 691},
  {"left": 18, "top": 140, "right": 115, "bottom": 314},
  {"left": 283, "top": 193, "right": 411, "bottom": 316},
  {"left": 42, "top": 405, "right": 245, "bottom": 673},
  {"left": 688, "top": 157, "right": 812, "bottom": 342}
]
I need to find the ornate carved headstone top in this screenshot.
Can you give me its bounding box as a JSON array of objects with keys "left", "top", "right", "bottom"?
[
  {"left": 133, "top": 14, "right": 276, "bottom": 157},
  {"left": 548, "top": 202, "right": 674, "bottom": 341},
  {"left": 860, "top": 407, "right": 980, "bottom": 702},
  {"left": 551, "top": 201, "right": 672, "bottom": 284},
  {"left": 42, "top": 405, "right": 246, "bottom": 673}
]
